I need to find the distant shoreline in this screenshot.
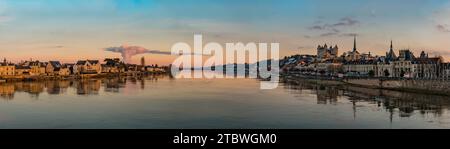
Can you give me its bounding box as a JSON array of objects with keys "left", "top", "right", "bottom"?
[{"left": 0, "top": 72, "right": 169, "bottom": 83}]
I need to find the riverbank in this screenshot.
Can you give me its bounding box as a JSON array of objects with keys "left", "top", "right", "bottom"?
[
  {"left": 0, "top": 72, "right": 169, "bottom": 83},
  {"left": 281, "top": 74, "right": 345, "bottom": 86},
  {"left": 343, "top": 78, "right": 450, "bottom": 96},
  {"left": 281, "top": 73, "right": 450, "bottom": 96}
]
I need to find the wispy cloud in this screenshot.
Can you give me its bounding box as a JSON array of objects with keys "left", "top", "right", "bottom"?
[
  {"left": 50, "top": 45, "right": 65, "bottom": 49},
  {"left": 297, "top": 46, "right": 314, "bottom": 50},
  {"left": 309, "top": 17, "right": 360, "bottom": 31},
  {"left": 432, "top": 3, "right": 450, "bottom": 34},
  {"left": 104, "top": 45, "right": 172, "bottom": 63},
  {"left": 309, "top": 25, "right": 325, "bottom": 30},
  {"left": 320, "top": 32, "right": 339, "bottom": 37},
  {"left": 332, "top": 17, "right": 359, "bottom": 27},
  {"left": 318, "top": 32, "right": 359, "bottom": 37},
  {"left": 308, "top": 17, "right": 360, "bottom": 37},
  {"left": 436, "top": 24, "right": 450, "bottom": 33},
  {"left": 340, "top": 33, "right": 359, "bottom": 37}
]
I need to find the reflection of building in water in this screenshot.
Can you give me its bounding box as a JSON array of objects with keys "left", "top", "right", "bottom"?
[
  {"left": 146, "top": 74, "right": 165, "bottom": 82},
  {"left": 130, "top": 77, "right": 138, "bottom": 84},
  {"left": 281, "top": 77, "right": 450, "bottom": 119},
  {"left": 1, "top": 82, "right": 48, "bottom": 99},
  {"left": 0, "top": 83, "right": 15, "bottom": 100},
  {"left": 316, "top": 85, "right": 340, "bottom": 105},
  {"left": 0, "top": 75, "right": 171, "bottom": 100},
  {"left": 343, "top": 86, "right": 448, "bottom": 118},
  {"left": 382, "top": 97, "right": 444, "bottom": 118},
  {"left": 344, "top": 88, "right": 448, "bottom": 118},
  {"left": 102, "top": 75, "right": 164, "bottom": 93},
  {"left": 26, "top": 82, "right": 44, "bottom": 95},
  {"left": 140, "top": 79, "right": 145, "bottom": 89},
  {"left": 281, "top": 79, "right": 341, "bottom": 105},
  {"left": 76, "top": 80, "right": 101, "bottom": 95},
  {"left": 45, "top": 80, "right": 70, "bottom": 95},
  {"left": 14, "top": 82, "right": 45, "bottom": 97},
  {"left": 103, "top": 78, "right": 126, "bottom": 93}
]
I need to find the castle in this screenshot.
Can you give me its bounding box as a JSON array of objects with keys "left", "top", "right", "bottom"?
[
  {"left": 317, "top": 44, "right": 338, "bottom": 60},
  {"left": 282, "top": 36, "right": 450, "bottom": 79}
]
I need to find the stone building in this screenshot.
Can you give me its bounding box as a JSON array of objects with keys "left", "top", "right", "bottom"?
[
  {"left": 58, "top": 64, "right": 71, "bottom": 76},
  {"left": 342, "top": 36, "right": 361, "bottom": 61},
  {"left": 287, "top": 37, "right": 450, "bottom": 79},
  {"left": 76, "top": 60, "right": 102, "bottom": 74},
  {"left": 344, "top": 60, "right": 377, "bottom": 77},
  {"left": 101, "top": 58, "right": 122, "bottom": 73},
  {"left": 28, "top": 61, "right": 46, "bottom": 76},
  {"left": 317, "top": 44, "right": 338, "bottom": 60},
  {"left": 0, "top": 58, "right": 15, "bottom": 76},
  {"left": 443, "top": 63, "right": 450, "bottom": 79},
  {"left": 46, "top": 61, "right": 62, "bottom": 76},
  {"left": 15, "top": 65, "right": 31, "bottom": 76},
  {"left": 411, "top": 51, "right": 444, "bottom": 79},
  {"left": 375, "top": 57, "right": 394, "bottom": 77},
  {"left": 392, "top": 49, "right": 415, "bottom": 78}
]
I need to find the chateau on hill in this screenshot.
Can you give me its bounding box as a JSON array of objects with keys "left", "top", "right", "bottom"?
[{"left": 281, "top": 37, "right": 450, "bottom": 79}]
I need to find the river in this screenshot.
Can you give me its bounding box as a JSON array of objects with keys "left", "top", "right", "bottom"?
[{"left": 0, "top": 74, "right": 449, "bottom": 128}]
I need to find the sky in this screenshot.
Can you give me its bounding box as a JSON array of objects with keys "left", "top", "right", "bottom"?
[{"left": 0, "top": 0, "right": 450, "bottom": 65}]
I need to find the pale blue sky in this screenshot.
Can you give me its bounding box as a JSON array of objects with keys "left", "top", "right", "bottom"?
[{"left": 0, "top": 0, "right": 449, "bottom": 64}]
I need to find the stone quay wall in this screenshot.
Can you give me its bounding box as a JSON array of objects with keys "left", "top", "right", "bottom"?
[{"left": 343, "top": 78, "right": 450, "bottom": 95}]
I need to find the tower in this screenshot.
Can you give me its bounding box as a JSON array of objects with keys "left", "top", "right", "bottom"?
[
  {"left": 390, "top": 40, "right": 393, "bottom": 50},
  {"left": 140, "top": 56, "right": 145, "bottom": 66},
  {"left": 386, "top": 40, "right": 397, "bottom": 61},
  {"left": 420, "top": 51, "right": 428, "bottom": 58},
  {"left": 317, "top": 44, "right": 326, "bottom": 59},
  {"left": 352, "top": 35, "right": 357, "bottom": 52},
  {"left": 331, "top": 45, "right": 339, "bottom": 56}
]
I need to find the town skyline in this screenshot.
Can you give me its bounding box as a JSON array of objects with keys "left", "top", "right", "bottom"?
[
  {"left": 1, "top": 36, "right": 449, "bottom": 66},
  {"left": 1, "top": 0, "right": 450, "bottom": 64}
]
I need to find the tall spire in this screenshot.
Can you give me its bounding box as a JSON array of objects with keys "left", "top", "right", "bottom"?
[
  {"left": 352, "top": 35, "right": 357, "bottom": 52},
  {"left": 387, "top": 40, "right": 397, "bottom": 60},
  {"left": 390, "top": 40, "right": 393, "bottom": 50}
]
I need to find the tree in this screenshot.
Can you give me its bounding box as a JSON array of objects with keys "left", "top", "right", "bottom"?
[
  {"left": 368, "top": 70, "right": 375, "bottom": 77},
  {"left": 384, "top": 69, "right": 390, "bottom": 77}
]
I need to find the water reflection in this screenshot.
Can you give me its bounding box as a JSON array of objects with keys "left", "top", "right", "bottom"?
[
  {"left": 281, "top": 77, "right": 450, "bottom": 120},
  {"left": 1, "top": 73, "right": 450, "bottom": 128},
  {"left": 0, "top": 74, "right": 167, "bottom": 100}
]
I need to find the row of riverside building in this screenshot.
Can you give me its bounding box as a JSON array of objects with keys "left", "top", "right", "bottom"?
[
  {"left": 0, "top": 58, "right": 166, "bottom": 78},
  {"left": 280, "top": 36, "right": 450, "bottom": 79}
]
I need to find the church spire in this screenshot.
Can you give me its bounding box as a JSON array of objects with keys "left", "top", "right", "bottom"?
[
  {"left": 352, "top": 35, "right": 357, "bottom": 52},
  {"left": 390, "top": 40, "right": 393, "bottom": 50},
  {"left": 387, "top": 40, "right": 397, "bottom": 60}
]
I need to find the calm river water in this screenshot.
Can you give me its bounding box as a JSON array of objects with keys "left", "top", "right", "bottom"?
[{"left": 0, "top": 75, "right": 449, "bottom": 128}]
